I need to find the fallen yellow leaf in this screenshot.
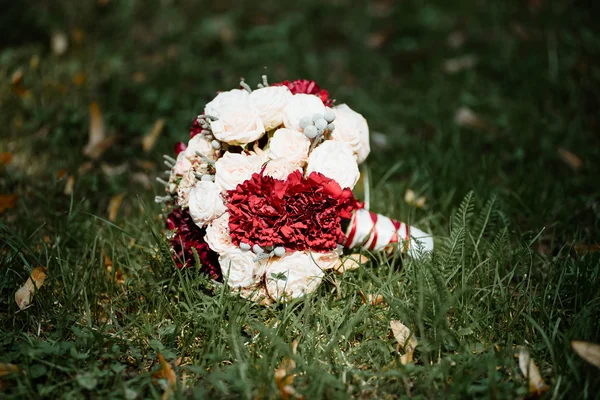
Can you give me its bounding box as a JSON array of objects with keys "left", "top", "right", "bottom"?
[
  {"left": 557, "top": 147, "right": 582, "bottom": 171},
  {"left": 64, "top": 175, "right": 75, "bottom": 196},
  {"left": 454, "top": 107, "right": 492, "bottom": 132},
  {"left": 0, "top": 194, "right": 18, "bottom": 214},
  {"left": 83, "top": 102, "right": 116, "bottom": 160},
  {"left": 390, "top": 320, "right": 417, "bottom": 365},
  {"left": 404, "top": 189, "right": 426, "bottom": 208},
  {"left": 108, "top": 193, "right": 124, "bottom": 222},
  {"left": 153, "top": 353, "right": 177, "bottom": 400},
  {"left": 51, "top": 31, "right": 68, "bottom": 55},
  {"left": 142, "top": 119, "right": 166, "bottom": 152},
  {"left": 518, "top": 347, "right": 549, "bottom": 397},
  {"left": 274, "top": 340, "right": 302, "bottom": 400},
  {"left": 14, "top": 266, "right": 47, "bottom": 310},
  {"left": 0, "top": 363, "right": 18, "bottom": 377},
  {"left": 572, "top": 340, "right": 600, "bottom": 369},
  {"left": 334, "top": 253, "right": 369, "bottom": 274}
]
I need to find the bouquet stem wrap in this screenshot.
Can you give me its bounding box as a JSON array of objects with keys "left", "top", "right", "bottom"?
[{"left": 343, "top": 209, "right": 434, "bottom": 257}]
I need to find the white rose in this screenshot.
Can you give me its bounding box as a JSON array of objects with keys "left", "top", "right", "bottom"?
[
  {"left": 265, "top": 251, "right": 325, "bottom": 300},
  {"left": 205, "top": 212, "right": 236, "bottom": 254},
  {"left": 188, "top": 181, "right": 226, "bottom": 227},
  {"left": 185, "top": 134, "right": 216, "bottom": 161},
  {"left": 204, "top": 89, "right": 265, "bottom": 145},
  {"left": 331, "top": 104, "right": 370, "bottom": 164},
  {"left": 263, "top": 158, "right": 302, "bottom": 180},
  {"left": 248, "top": 86, "right": 292, "bottom": 130},
  {"left": 268, "top": 128, "right": 311, "bottom": 166},
  {"left": 173, "top": 152, "right": 192, "bottom": 176},
  {"left": 214, "top": 151, "right": 264, "bottom": 191},
  {"left": 218, "top": 248, "right": 259, "bottom": 288},
  {"left": 283, "top": 94, "right": 326, "bottom": 132},
  {"left": 306, "top": 141, "right": 360, "bottom": 189}
]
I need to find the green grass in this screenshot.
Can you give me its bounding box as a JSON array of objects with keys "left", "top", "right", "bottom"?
[{"left": 1, "top": 0, "right": 599, "bottom": 398}]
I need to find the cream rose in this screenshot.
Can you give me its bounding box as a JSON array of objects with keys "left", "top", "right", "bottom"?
[
  {"left": 265, "top": 251, "right": 325, "bottom": 300},
  {"left": 263, "top": 158, "right": 302, "bottom": 180},
  {"left": 331, "top": 104, "right": 370, "bottom": 164},
  {"left": 204, "top": 89, "right": 265, "bottom": 145},
  {"left": 248, "top": 86, "right": 292, "bottom": 130},
  {"left": 188, "top": 181, "right": 226, "bottom": 227},
  {"left": 268, "top": 128, "right": 310, "bottom": 166},
  {"left": 214, "top": 151, "right": 264, "bottom": 191},
  {"left": 176, "top": 168, "right": 197, "bottom": 208},
  {"left": 283, "top": 94, "right": 326, "bottom": 131},
  {"left": 173, "top": 152, "right": 193, "bottom": 176},
  {"left": 205, "top": 213, "right": 235, "bottom": 254},
  {"left": 218, "top": 248, "right": 259, "bottom": 288},
  {"left": 185, "top": 134, "right": 217, "bottom": 161},
  {"left": 306, "top": 141, "right": 360, "bottom": 189}
]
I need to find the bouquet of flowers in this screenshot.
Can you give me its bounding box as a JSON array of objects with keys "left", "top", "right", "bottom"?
[{"left": 157, "top": 76, "right": 433, "bottom": 303}]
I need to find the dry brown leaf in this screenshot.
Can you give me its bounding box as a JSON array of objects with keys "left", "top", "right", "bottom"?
[
  {"left": 275, "top": 340, "right": 302, "bottom": 400},
  {"left": 64, "top": 175, "right": 75, "bottom": 196},
  {"left": 71, "top": 28, "right": 85, "bottom": 45},
  {"left": 390, "top": 320, "right": 417, "bottom": 365},
  {"left": 51, "top": 31, "right": 68, "bottom": 55},
  {"left": 0, "top": 363, "right": 18, "bottom": 377},
  {"left": 142, "top": 119, "right": 166, "bottom": 152},
  {"left": 454, "top": 107, "right": 492, "bottom": 132},
  {"left": 108, "top": 193, "right": 124, "bottom": 222},
  {"left": 78, "top": 162, "right": 94, "bottom": 176},
  {"left": 404, "top": 189, "right": 426, "bottom": 208},
  {"left": 334, "top": 253, "right": 369, "bottom": 274},
  {"left": 101, "top": 163, "right": 128, "bottom": 176},
  {"left": 368, "top": 294, "right": 385, "bottom": 305},
  {"left": 572, "top": 341, "right": 600, "bottom": 369},
  {"left": 443, "top": 55, "right": 477, "bottom": 74},
  {"left": 130, "top": 172, "right": 153, "bottom": 190},
  {"left": 518, "top": 347, "right": 549, "bottom": 397},
  {"left": 73, "top": 73, "right": 86, "bottom": 86},
  {"left": 14, "top": 266, "right": 47, "bottom": 310},
  {"left": 83, "top": 102, "right": 116, "bottom": 160},
  {"left": 573, "top": 243, "right": 600, "bottom": 254},
  {"left": 153, "top": 353, "right": 177, "bottom": 400},
  {"left": 447, "top": 30, "right": 467, "bottom": 49},
  {"left": 0, "top": 194, "right": 18, "bottom": 214},
  {"left": 0, "top": 152, "right": 12, "bottom": 166},
  {"left": 557, "top": 147, "right": 582, "bottom": 171}
]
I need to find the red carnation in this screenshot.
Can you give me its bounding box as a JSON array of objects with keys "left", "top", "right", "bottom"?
[
  {"left": 272, "top": 79, "right": 333, "bottom": 106},
  {"left": 166, "top": 207, "right": 221, "bottom": 280},
  {"left": 226, "top": 170, "right": 358, "bottom": 252},
  {"left": 174, "top": 141, "right": 187, "bottom": 155},
  {"left": 189, "top": 117, "right": 202, "bottom": 138}
]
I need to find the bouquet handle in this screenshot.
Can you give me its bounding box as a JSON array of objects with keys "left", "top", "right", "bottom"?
[{"left": 343, "top": 209, "right": 434, "bottom": 257}]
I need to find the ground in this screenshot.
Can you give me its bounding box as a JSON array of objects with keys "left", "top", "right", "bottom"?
[{"left": 1, "top": 0, "right": 599, "bottom": 398}]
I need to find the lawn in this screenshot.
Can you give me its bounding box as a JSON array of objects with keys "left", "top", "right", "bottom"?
[{"left": 1, "top": 0, "right": 599, "bottom": 398}]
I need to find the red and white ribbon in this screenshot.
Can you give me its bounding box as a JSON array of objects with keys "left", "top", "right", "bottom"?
[{"left": 343, "top": 209, "right": 434, "bottom": 256}]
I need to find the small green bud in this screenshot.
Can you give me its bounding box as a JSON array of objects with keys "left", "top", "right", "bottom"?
[{"left": 327, "top": 123, "right": 335, "bottom": 131}]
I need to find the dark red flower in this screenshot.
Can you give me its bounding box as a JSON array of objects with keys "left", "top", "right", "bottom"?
[
  {"left": 271, "top": 79, "right": 333, "bottom": 106},
  {"left": 166, "top": 207, "right": 221, "bottom": 280},
  {"left": 226, "top": 170, "right": 359, "bottom": 252},
  {"left": 190, "top": 117, "right": 202, "bottom": 138},
  {"left": 174, "top": 141, "right": 187, "bottom": 155}
]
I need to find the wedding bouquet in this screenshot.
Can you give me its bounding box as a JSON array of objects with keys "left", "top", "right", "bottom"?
[{"left": 157, "top": 76, "right": 433, "bottom": 303}]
